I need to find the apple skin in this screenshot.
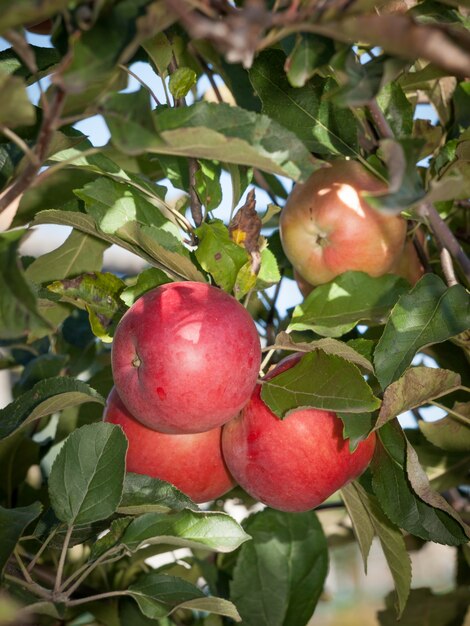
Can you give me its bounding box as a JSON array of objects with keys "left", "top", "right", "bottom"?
[
  {"left": 280, "top": 160, "right": 407, "bottom": 286},
  {"left": 112, "top": 281, "right": 261, "bottom": 434},
  {"left": 103, "top": 387, "right": 235, "bottom": 503},
  {"left": 222, "top": 354, "right": 376, "bottom": 512},
  {"left": 391, "top": 229, "right": 426, "bottom": 286}
]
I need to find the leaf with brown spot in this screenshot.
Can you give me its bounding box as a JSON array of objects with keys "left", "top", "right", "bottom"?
[{"left": 229, "top": 189, "right": 262, "bottom": 275}]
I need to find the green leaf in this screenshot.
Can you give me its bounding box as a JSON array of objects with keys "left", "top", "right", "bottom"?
[
  {"left": 121, "top": 510, "right": 250, "bottom": 553},
  {"left": 118, "top": 473, "right": 198, "bottom": 515},
  {"left": 0, "top": 230, "right": 51, "bottom": 339},
  {"left": 376, "top": 82, "right": 413, "bottom": 139},
  {"left": 371, "top": 421, "right": 469, "bottom": 545},
  {"left": 340, "top": 483, "right": 375, "bottom": 572},
  {"left": 271, "top": 331, "right": 374, "bottom": 372},
  {"left": 375, "top": 367, "right": 461, "bottom": 430},
  {"left": 104, "top": 93, "right": 317, "bottom": 181},
  {"left": 194, "top": 160, "right": 223, "bottom": 211},
  {"left": 0, "top": 0, "right": 68, "bottom": 34},
  {"left": 0, "top": 45, "right": 59, "bottom": 83},
  {"left": 250, "top": 49, "right": 359, "bottom": 157},
  {"left": 32, "top": 210, "right": 204, "bottom": 282},
  {"left": 47, "top": 272, "right": 126, "bottom": 342},
  {"left": 74, "top": 177, "right": 172, "bottom": 235},
  {"left": 0, "top": 377, "right": 104, "bottom": 440},
  {"left": 0, "top": 503, "right": 42, "bottom": 575},
  {"left": 288, "top": 272, "right": 409, "bottom": 337},
  {"left": 260, "top": 351, "right": 381, "bottom": 418},
  {"left": 285, "top": 34, "right": 335, "bottom": 88},
  {"left": 195, "top": 220, "right": 249, "bottom": 292},
  {"left": 120, "top": 268, "right": 172, "bottom": 307},
  {"left": 365, "top": 139, "right": 425, "bottom": 213},
  {"left": 169, "top": 67, "right": 197, "bottom": 99},
  {"left": 25, "top": 230, "right": 108, "bottom": 284},
  {"left": 128, "top": 572, "right": 241, "bottom": 621},
  {"left": 374, "top": 274, "right": 470, "bottom": 388},
  {"left": 144, "top": 32, "right": 173, "bottom": 76},
  {"left": 90, "top": 517, "right": 133, "bottom": 560},
  {"left": 337, "top": 412, "right": 375, "bottom": 451},
  {"left": 233, "top": 247, "right": 281, "bottom": 299},
  {"left": 378, "top": 587, "right": 470, "bottom": 626},
  {"left": 419, "top": 402, "right": 470, "bottom": 452},
  {"left": 0, "top": 70, "right": 35, "bottom": 127},
  {"left": 230, "top": 509, "right": 328, "bottom": 626},
  {"left": 13, "top": 353, "right": 68, "bottom": 394},
  {"left": 342, "top": 482, "right": 411, "bottom": 617},
  {"left": 48, "top": 423, "right": 127, "bottom": 526}
]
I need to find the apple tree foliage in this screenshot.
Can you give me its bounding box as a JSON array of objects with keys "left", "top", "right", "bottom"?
[{"left": 0, "top": 1, "right": 470, "bottom": 624}]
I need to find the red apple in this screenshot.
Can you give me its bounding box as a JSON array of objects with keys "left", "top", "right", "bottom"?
[
  {"left": 222, "top": 354, "right": 376, "bottom": 512},
  {"left": 391, "top": 228, "right": 426, "bottom": 286},
  {"left": 112, "top": 281, "right": 261, "bottom": 434},
  {"left": 104, "top": 387, "right": 235, "bottom": 503},
  {"left": 280, "top": 160, "right": 407, "bottom": 286}
]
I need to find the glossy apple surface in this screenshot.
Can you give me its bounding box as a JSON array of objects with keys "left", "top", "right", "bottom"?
[
  {"left": 391, "top": 229, "right": 426, "bottom": 286},
  {"left": 112, "top": 281, "right": 261, "bottom": 434},
  {"left": 222, "top": 355, "right": 376, "bottom": 512},
  {"left": 280, "top": 160, "right": 407, "bottom": 286},
  {"left": 104, "top": 387, "right": 235, "bottom": 503}
]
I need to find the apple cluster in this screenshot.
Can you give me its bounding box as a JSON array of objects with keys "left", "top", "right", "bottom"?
[{"left": 105, "top": 276, "right": 376, "bottom": 511}]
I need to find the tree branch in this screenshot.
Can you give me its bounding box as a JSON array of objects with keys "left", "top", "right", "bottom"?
[
  {"left": 0, "top": 86, "right": 65, "bottom": 215},
  {"left": 189, "top": 158, "right": 203, "bottom": 227},
  {"left": 54, "top": 524, "right": 73, "bottom": 594}
]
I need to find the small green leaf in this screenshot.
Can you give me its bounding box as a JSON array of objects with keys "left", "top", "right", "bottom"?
[
  {"left": 118, "top": 473, "right": 198, "bottom": 515},
  {"left": 120, "top": 269, "right": 172, "bottom": 307},
  {"left": 285, "top": 34, "right": 335, "bottom": 88},
  {"left": 194, "top": 160, "right": 223, "bottom": 211},
  {"left": 169, "top": 67, "right": 197, "bottom": 99},
  {"left": 234, "top": 247, "right": 281, "bottom": 299},
  {"left": 195, "top": 220, "right": 249, "bottom": 292},
  {"left": 371, "top": 422, "right": 469, "bottom": 545},
  {"left": 338, "top": 412, "right": 375, "bottom": 451},
  {"left": 26, "top": 231, "right": 108, "bottom": 284},
  {"left": 341, "top": 483, "right": 375, "bottom": 572},
  {"left": 289, "top": 272, "right": 409, "bottom": 337},
  {"left": 230, "top": 509, "right": 328, "bottom": 626},
  {"left": 128, "top": 572, "right": 241, "bottom": 621},
  {"left": 0, "top": 503, "right": 42, "bottom": 575},
  {"left": 144, "top": 32, "right": 173, "bottom": 76},
  {"left": 48, "top": 272, "right": 126, "bottom": 342},
  {"left": 261, "top": 351, "right": 381, "bottom": 418},
  {"left": 419, "top": 402, "right": 470, "bottom": 452},
  {"left": 90, "top": 517, "right": 133, "bottom": 560},
  {"left": 48, "top": 423, "right": 127, "bottom": 526},
  {"left": 121, "top": 510, "right": 250, "bottom": 553},
  {"left": 0, "top": 377, "right": 104, "bottom": 440},
  {"left": 374, "top": 274, "right": 470, "bottom": 388},
  {"left": 375, "top": 367, "right": 461, "bottom": 430},
  {"left": 0, "top": 70, "right": 35, "bottom": 127}
]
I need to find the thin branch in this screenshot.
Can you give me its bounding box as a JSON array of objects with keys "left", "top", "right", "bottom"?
[
  {"left": 54, "top": 524, "right": 73, "bottom": 594},
  {"left": 62, "top": 549, "right": 123, "bottom": 595},
  {"left": 367, "top": 99, "right": 394, "bottom": 139},
  {"left": 417, "top": 202, "right": 470, "bottom": 285},
  {"left": 440, "top": 247, "right": 458, "bottom": 287},
  {"left": 429, "top": 401, "right": 470, "bottom": 426},
  {"left": 4, "top": 574, "right": 51, "bottom": 601},
  {"left": 67, "top": 590, "right": 128, "bottom": 607},
  {"left": 188, "top": 158, "right": 203, "bottom": 227},
  {"left": 0, "top": 86, "right": 65, "bottom": 215},
  {"left": 118, "top": 64, "right": 161, "bottom": 106},
  {"left": 14, "top": 549, "right": 35, "bottom": 585},
  {"left": 0, "top": 124, "right": 40, "bottom": 166}
]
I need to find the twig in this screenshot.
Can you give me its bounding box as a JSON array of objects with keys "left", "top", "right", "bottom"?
[
  {"left": 67, "top": 590, "right": 128, "bottom": 607},
  {"left": 61, "top": 549, "right": 123, "bottom": 595},
  {"left": 0, "top": 86, "right": 65, "bottom": 215},
  {"left": 416, "top": 202, "right": 470, "bottom": 285},
  {"left": 0, "top": 124, "right": 40, "bottom": 166},
  {"left": 430, "top": 401, "right": 470, "bottom": 426},
  {"left": 118, "top": 64, "right": 161, "bottom": 106},
  {"left": 367, "top": 99, "right": 394, "bottom": 139},
  {"left": 14, "top": 549, "right": 35, "bottom": 585},
  {"left": 54, "top": 524, "right": 73, "bottom": 594},
  {"left": 440, "top": 247, "right": 458, "bottom": 287},
  {"left": 189, "top": 158, "right": 203, "bottom": 227},
  {"left": 4, "top": 574, "right": 51, "bottom": 601}
]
